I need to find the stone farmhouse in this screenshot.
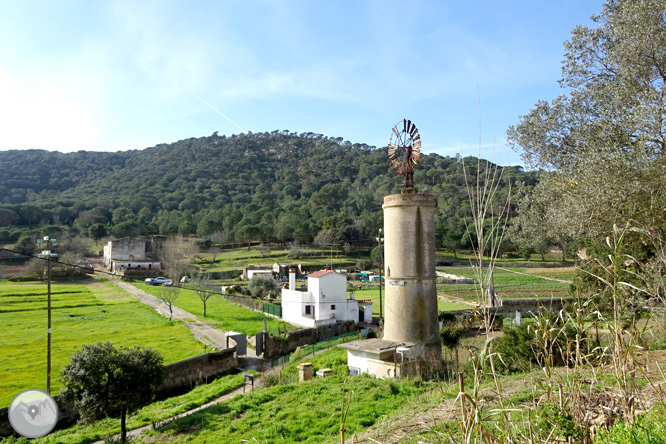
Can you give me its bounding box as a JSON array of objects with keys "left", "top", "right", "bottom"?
[{"left": 103, "top": 238, "right": 160, "bottom": 272}]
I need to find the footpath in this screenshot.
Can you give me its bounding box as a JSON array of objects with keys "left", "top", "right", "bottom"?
[
  {"left": 108, "top": 276, "right": 256, "bottom": 357},
  {"left": 89, "top": 277, "right": 264, "bottom": 443}
]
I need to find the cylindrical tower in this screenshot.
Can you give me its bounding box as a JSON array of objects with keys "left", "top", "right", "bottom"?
[{"left": 382, "top": 189, "right": 441, "bottom": 360}]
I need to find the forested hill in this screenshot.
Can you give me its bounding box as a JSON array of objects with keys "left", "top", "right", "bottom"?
[{"left": 0, "top": 131, "right": 536, "bottom": 246}]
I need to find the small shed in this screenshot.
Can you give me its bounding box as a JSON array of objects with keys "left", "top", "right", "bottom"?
[{"left": 339, "top": 339, "right": 415, "bottom": 379}]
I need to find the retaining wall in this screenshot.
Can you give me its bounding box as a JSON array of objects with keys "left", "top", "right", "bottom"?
[{"left": 263, "top": 320, "right": 357, "bottom": 359}]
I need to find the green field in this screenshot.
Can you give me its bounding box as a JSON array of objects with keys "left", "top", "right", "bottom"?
[
  {"left": 350, "top": 287, "right": 471, "bottom": 314},
  {"left": 0, "top": 278, "right": 204, "bottom": 407},
  {"left": 435, "top": 266, "right": 575, "bottom": 302},
  {"left": 133, "top": 280, "right": 294, "bottom": 336},
  {"left": 139, "top": 347, "right": 452, "bottom": 443},
  {"left": 197, "top": 246, "right": 364, "bottom": 272},
  {"left": 25, "top": 372, "right": 251, "bottom": 444}
]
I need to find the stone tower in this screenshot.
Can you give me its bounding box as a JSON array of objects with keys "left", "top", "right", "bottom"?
[{"left": 382, "top": 189, "right": 441, "bottom": 360}]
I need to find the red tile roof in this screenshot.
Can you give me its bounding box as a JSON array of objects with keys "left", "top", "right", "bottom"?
[
  {"left": 356, "top": 300, "right": 373, "bottom": 304},
  {"left": 308, "top": 269, "right": 335, "bottom": 278}
]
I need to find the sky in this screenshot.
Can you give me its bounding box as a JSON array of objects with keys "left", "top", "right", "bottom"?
[{"left": 0, "top": 0, "right": 603, "bottom": 166}]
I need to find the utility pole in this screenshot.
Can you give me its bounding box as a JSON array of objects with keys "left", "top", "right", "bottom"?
[
  {"left": 376, "top": 229, "right": 384, "bottom": 326},
  {"left": 37, "top": 236, "right": 57, "bottom": 394}
]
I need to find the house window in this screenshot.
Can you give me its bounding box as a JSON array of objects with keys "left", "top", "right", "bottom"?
[
  {"left": 348, "top": 366, "right": 360, "bottom": 376},
  {"left": 331, "top": 305, "right": 336, "bottom": 310},
  {"left": 305, "top": 305, "right": 311, "bottom": 315}
]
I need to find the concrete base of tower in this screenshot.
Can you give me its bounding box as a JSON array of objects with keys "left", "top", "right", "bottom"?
[{"left": 383, "top": 277, "right": 442, "bottom": 362}]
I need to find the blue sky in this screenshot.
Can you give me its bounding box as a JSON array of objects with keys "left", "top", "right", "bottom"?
[{"left": 0, "top": 0, "right": 601, "bottom": 166}]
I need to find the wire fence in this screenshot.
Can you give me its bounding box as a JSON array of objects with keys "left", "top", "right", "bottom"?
[
  {"left": 262, "top": 302, "right": 282, "bottom": 317},
  {"left": 268, "top": 328, "right": 371, "bottom": 368}
]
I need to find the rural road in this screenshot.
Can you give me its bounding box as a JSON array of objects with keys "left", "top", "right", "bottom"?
[
  {"left": 108, "top": 276, "right": 257, "bottom": 357},
  {"left": 87, "top": 277, "right": 264, "bottom": 442}
]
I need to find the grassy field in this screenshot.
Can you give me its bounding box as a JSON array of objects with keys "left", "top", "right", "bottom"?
[
  {"left": 139, "top": 347, "right": 453, "bottom": 443},
  {"left": 350, "top": 287, "right": 471, "bottom": 314},
  {"left": 196, "top": 246, "right": 365, "bottom": 272},
  {"left": 22, "top": 372, "right": 252, "bottom": 444},
  {"left": 0, "top": 278, "right": 205, "bottom": 407},
  {"left": 435, "top": 266, "right": 575, "bottom": 303},
  {"left": 132, "top": 280, "right": 294, "bottom": 337}
]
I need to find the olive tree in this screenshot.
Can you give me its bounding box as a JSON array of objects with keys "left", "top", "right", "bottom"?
[
  {"left": 508, "top": 0, "right": 666, "bottom": 245},
  {"left": 248, "top": 274, "right": 279, "bottom": 298},
  {"left": 60, "top": 342, "right": 164, "bottom": 443}
]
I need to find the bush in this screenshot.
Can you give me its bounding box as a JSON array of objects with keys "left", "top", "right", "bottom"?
[
  {"left": 248, "top": 274, "right": 279, "bottom": 298},
  {"left": 440, "top": 327, "right": 463, "bottom": 349},
  {"left": 492, "top": 313, "right": 582, "bottom": 374},
  {"left": 356, "top": 258, "right": 373, "bottom": 270}
]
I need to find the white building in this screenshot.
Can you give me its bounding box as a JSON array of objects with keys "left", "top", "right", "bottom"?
[
  {"left": 281, "top": 269, "right": 373, "bottom": 328},
  {"left": 243, "top": 264, "right": 273, "bottom": 280},
  {"left": 340, "top": 339, "right": 416, "bottom": 378}
]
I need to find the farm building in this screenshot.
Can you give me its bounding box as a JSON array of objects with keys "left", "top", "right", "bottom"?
[
  {"left": 103, "top": 238, "right": 160, "bottom": 272},
  {"left": 243, "top": 264, "right": 273, "bottom": 280}
]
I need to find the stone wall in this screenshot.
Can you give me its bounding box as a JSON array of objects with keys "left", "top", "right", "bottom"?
[
  {"left": 0, "top": 347, "right": 238, "bottom": 438},
  {"left": 445, "top": 297, "right": 579, "bottom": 320},
  {"left": 159, "top": 346, "right": 238, "bottom": 397},
  {"left": 497, "top": 297, "right": 577, "bottom": 319},
  {"left": 263, "top": 320, "right": 357, "bottom": 359}
]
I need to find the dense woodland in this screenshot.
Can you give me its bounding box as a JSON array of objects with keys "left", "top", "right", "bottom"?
[{"left": 0, "top": 131, "right": 535, "bottom": 250}]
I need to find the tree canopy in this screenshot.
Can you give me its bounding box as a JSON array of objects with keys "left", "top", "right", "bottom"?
[
  {"left": 0, "top": 131, "right": 531, "bottom": 249},
  {"left": 509, "top": 0, "right": 666, "bottom": 243},
  {"left": 59, "top": 342, "right": 164, "bottom": 443}
]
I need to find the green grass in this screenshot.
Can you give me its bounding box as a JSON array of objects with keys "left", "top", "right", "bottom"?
[
  {"left": 133, "top": 280, "right": 294, "bottom": 337},
  {"left": 139, "top": 347, "right": 455, "bottom": 443},
  {"left": 0, "top": 278, "right": 205, "bottom": 407},
  {"left": 8, "top": 372, "right": 252, "bottom": 444},
  {"left": 351, "top": 287, "right": 470, "bottom": 314},
  {"left": 198, "top": 246, "right": 363, "bottom": 272},
  {"left": 593, "top": 407, "right": 666, "bottom": 443},
  {"left": 436, "top": 266, "right": 574, "bottom": 302}
]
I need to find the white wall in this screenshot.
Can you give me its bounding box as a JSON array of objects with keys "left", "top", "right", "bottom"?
[
  {"left": 347, "top": 350, "right": 369, "bottom": 374},
  {"left": 282, "top": 272, "right": 361, "bottom": 327},
  {"left": 247, "top": 269, "right": 273, "bottom": 280},
  {"left": 103, "top": 243, "right": 111, "bottom": 267},
  {"left": 310, "top": 273, "right": 349, "bottom": 321},
  {"left": 281, "top": 289, "right": 316, "bottom": 328}
]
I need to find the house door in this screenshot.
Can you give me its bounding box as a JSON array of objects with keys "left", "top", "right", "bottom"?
[{"left": 359, "top": 307, "right": 364, "bottom": 322}]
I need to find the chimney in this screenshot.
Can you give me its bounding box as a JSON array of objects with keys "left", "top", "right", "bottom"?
[{"left": 289, "top": 268, "right": 296, "bottom": 291}]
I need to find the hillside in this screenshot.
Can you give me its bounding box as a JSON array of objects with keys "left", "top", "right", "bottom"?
[{"left": 0, "top": 131, "right": 536, "bottom": 246}]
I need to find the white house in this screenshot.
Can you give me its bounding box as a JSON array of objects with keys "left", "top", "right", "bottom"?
[
  {"left": 243, "top": 264, "right": 273, "bottom": 280},
  {"left": 281, "top": 269, "right": 372, "bottom": 328}
]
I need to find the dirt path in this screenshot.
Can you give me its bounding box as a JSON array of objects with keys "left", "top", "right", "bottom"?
[
  {"left": 107, "top": 276, "right": 256, "bottom": 357},
  {"left": 496, "top": 266, "right": 572, "bottom": 284}
]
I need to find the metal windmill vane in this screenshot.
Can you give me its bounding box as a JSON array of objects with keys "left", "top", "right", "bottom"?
[{"left": 388, "top": 119, "right": 422, "bottom": 188}]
